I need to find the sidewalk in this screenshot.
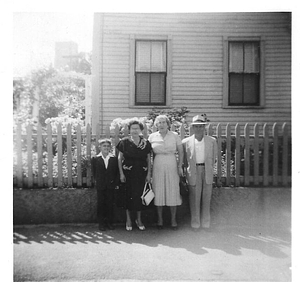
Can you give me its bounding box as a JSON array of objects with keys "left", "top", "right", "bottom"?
[{"left": 14, "top": 222, "right": 291, "bottom": 282}]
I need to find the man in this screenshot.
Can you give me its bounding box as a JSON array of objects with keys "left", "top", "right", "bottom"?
[{"left": 182, "top": 114, "right": 217, "bottom": 231}]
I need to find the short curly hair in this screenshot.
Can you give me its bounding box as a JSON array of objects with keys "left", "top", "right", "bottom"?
[
  {"left": 128, "top": 119, "right": 144, "bottom": 131},
  {"left": 154, "top": 115, "right": 171, "bottom": 128}
]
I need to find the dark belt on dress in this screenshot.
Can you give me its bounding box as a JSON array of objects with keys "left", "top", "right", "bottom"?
[{"left": 196, "top": 163, "right": 205, "bottom": 166}]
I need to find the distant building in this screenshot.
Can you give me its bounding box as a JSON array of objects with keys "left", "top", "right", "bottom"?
[{"left": 54, "top": 41, "right": 78, "bottom": 70}]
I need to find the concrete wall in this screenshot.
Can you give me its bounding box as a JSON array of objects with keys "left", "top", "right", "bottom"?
[{"left": 13, "top": 187, "right": 291, "bottom": 230}]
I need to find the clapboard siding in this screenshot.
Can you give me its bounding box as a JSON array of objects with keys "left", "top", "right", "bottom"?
[{"left": 92, "top": 13, "right": 291, "bottom": 129}]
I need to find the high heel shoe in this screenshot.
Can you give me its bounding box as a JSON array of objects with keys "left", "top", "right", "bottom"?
[
  {"left": 126, "top": 222, "right": 132, "bottom": 231},
  {"left": 135, "top": 220, "right": 146, "bottom": 231}
]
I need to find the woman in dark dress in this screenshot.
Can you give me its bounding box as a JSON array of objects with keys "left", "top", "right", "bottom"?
[{"left": 116, "top": 119, "right": 152, "bottom": 231}]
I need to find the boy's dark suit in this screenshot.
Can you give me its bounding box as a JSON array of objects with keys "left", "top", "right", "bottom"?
[{"left": 91, "top": 154, "right": 119, "bottom": 228}]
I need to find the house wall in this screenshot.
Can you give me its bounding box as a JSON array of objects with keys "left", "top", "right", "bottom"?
[{"left": 92, "top": 13, "right": 291, "bottom": 132}]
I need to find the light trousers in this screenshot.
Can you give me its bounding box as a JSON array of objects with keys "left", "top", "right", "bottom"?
[{"left": 189, "top": 166, "right": 212, "bottom": 229}]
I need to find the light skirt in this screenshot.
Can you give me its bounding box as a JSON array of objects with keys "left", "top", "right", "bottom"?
[{"left": 152, "top": 154, "right": 182, "bottom": 206}]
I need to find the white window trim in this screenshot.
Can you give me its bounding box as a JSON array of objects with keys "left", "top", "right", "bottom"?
[
  {"left": 222, "top": 36, "right": 265, "bottom": 109},
  {"left": 129, "top": 34, "right": 172, "bottom": 108}
]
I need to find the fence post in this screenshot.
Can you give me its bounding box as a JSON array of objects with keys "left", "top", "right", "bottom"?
[
  {"left": 235, "top": 123, "right": 240, "bottom": 187},
  {"left": 216, "top": 123, "right": 222, "bottom": 186},
  {"left": 272, "top": 123, "right": 278, "bottom": 186},
  {"left": 37, "top": 123, "right": 43, "bottom": 187},
  {"left": 244, "top": 123, "right": 250, "bottom": 186},
  {"left": 86, "top": 123, "right": 92, "bottom": 187},
  {"left": 47, "top": 123, "right": 53, "bottom": 188},
  {"left": 225, "top": 123, "right": 231, "bottom": 186},
  {"left": 253, "top": 123, "right": 259, "bottom": 186},
  {"left": 76, "top": 124, "right": 82, "bottom": 187},
  {"left": 16, "top": 123, "right": 23, "bottom": 188},
  {"left": 263, "top": 123, "right": 269, "bottom": 186},
  {"left": 179, "top": 124, "right": 185, "bottom": 140},
  {"left": 27, "top": 124, "right": 33, "bottom": 188},
  {"left": 67, "top": 124, "right": 72, "bottom": 187},
  {"left": 282, "top": 123, "right": 288, "bottom": 186},
  {"left": 57, "top": 123, "right": 63, "bottom": 188}
]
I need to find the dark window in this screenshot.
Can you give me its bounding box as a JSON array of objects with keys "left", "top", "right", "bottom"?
[
  {"left": 228, "top": 41, "right": 260, "bottom": 106},
  {"left": 135, "top": 41, "right": 167, "bottom": 105}
]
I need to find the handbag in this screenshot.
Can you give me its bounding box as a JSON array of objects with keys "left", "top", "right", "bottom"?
[
  {"left": 141, "top": 182, "right": 155, "bottom": 206},
  {"left": 179, "top": 176, "right": 189, "bottom": 196}
]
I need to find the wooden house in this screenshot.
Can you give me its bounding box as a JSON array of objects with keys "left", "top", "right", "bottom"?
[{"left": 91, "top": 12, "right": 291, "bottom": 133}]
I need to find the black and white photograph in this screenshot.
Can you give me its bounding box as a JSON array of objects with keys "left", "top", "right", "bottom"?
[{"left": 7, "top": 1, "right": 298, "bottom": 281}]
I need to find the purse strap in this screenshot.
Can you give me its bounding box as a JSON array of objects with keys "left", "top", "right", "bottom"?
[{"left": 142, "top": 182, "right": 152, "bottom": 194}]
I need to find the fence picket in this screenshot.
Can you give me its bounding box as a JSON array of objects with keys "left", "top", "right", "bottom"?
[
  {"left": 226, "top": 124, "right": 231, "bottom": 186},
  {"left": 96, "top": 123, "right": 101, "bottom": 154},
  {"left": 37, "top": 123, "right": 43, "bottom": 187},
  {"left": 253, "top": 123, "right": 259, "bottom": 186},
  {"left": 179, "top": 124, "right": 185, "bottom": 140},
  {"left": 272, "top": 123, "right": 279, "bottom": 186},
  {"left": 67, "top": 124, "right": 72, "bottom": 187},
  {"left": 16, "top": 123, "right": 23, "bottom": 188},
  {"left": 282, "top": 123, "right": 288, "bottom": 186},
  {"left": 86, "top": 123, "right": 92, "bottom": 187},
  {"left": 244, "top": 123, "right": 250, "bottom": 186},
  {"left": 57, "top": 123, "right": 63, "bottom": 188},
  {"left": 235, "top": 123, "right": 240, "bottom": 187},
  {"left": 263, "top": 124, "right": 269, "bottom": 186},
  {"left": 26, "top": 124, "right": 33, "bottom": 188},
  {"left": 47, "top": 123, "right": 53, "bottom": 188},
  {"left": 216, "top": 124, "right": 222, "bottom": 186},
  {"left": 105, "top": 125, "right": 110, "bottom": 138},
  {"left": 76, "top": 124, "right": 82, "bottom": 187}
]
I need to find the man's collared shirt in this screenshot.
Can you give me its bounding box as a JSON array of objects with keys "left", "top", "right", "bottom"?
[{"left": 194, "top": 136, "right": 205, "bottom": 163}]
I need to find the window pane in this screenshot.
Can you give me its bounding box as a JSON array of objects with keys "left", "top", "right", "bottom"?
[
  {"left": 136, "top": 42, "right": 151, "bottom": 72},
  {"left": 244, "top": 74, "right": 259, "bottom": 104},
  {"left": 151, "top": 42, "right": 167, "bottom": 72},
  {"left": 151, "top": 73, "right": 165, "bottom": 103},
  {"left": 244, "top": 42, "right": 260, "bottom": 73},
  {"left": 136, "top": 73, "right": 150, "bottom": 103},
  {"left": 229, "top": 42, "right": 243, "bottom": 73},
  {"left": 229, "top": 73, "right": 243, "bottom": 104}
]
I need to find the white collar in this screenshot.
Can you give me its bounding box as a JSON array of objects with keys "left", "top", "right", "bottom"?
[{"left": 97, "top": 152, "right": 113, "bottom": 159}]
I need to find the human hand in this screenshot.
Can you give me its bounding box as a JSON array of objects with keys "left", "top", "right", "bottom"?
[
  {"left": 145, "top": 174, "right": 151, "bottom": 183},
  {"left": 178, "top": 166, "right": 184, "bottom": 177},
  {"left": 120, "top": 174, "right": 126, "bottom": 183}
]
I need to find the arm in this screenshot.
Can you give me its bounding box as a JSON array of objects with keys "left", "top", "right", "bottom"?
[
  {"left": 118, "top": 151, "right": 126, "bottom": 183},
  {"left": 145, "top": 153, "right": 151, "bottom": 182},
  {"left": 177, "top": 143, "right": 184, "bottom": 177}
]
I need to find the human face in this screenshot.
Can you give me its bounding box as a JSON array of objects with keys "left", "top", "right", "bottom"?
[
  {"left": 100, "top": 143, "right": 111, "bottom": 156},
  {"left": 130, "top": 124, "right": 142, "bottom": 137},
  {"left": 192, "top": 124, "right": 206, "bottom": 136},
  {"left": 156, "top": 118, "right": 168, "bottom": 132}
]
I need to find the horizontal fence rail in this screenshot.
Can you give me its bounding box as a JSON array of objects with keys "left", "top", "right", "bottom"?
[{"left": 13, "top": 122, "right": 291, "bottom": 189}]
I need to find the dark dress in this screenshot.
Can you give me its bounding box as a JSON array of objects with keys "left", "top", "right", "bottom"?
[{"left": 116, "top": 137, "right": 152, "bottom": 211}]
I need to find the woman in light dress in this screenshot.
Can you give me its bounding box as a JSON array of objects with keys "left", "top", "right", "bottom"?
[{"left": 148, "top": 115, "right": 184, "bottom": 230}]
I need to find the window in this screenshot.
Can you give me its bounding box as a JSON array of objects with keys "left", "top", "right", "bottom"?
[
  {"left": 135, "top": 40, "right": 167, "bottom": 105},
  {"left": 223, "top": 37, "right": 265, "bottom": 108}
]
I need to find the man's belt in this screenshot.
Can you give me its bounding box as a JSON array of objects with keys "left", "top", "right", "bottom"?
[{"left": 196, "top": 163, "right": 205, "bottom": 166}]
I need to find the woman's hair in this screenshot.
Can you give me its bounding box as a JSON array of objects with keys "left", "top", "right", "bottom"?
[
  {"left": 128, "top": 119, "right": 144, "bottom": 131},
  {"left": 154, "top": 115, "right": 171, "bottom": 128}
]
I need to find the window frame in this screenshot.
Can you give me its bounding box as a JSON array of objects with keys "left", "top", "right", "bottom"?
[
  {"left": 129, "top": 35, "right": 172, "bottom": 108},
  {"left": 222, "top": 36, "right": 265, "bottom": 109}
]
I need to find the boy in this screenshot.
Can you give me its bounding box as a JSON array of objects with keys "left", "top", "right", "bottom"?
[{"left": 91, "top": 139, "right": 119, "bottom": 231}]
